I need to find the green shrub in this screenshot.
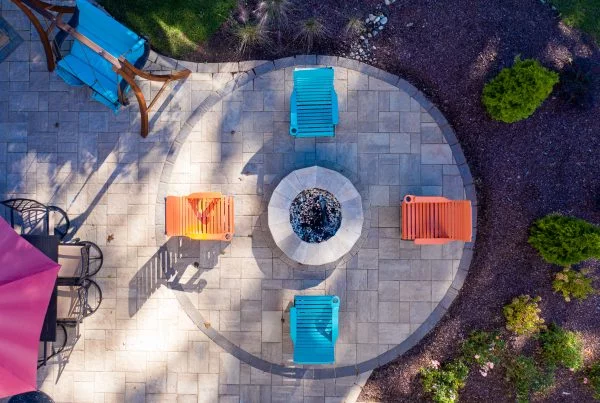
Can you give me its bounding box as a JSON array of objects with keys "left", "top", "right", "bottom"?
[
  {"left": 539, "top": 323, "right": 584, "bottom": 370},
  {"left": 550, "top": 0, "right": 600, "bottom": 43},
  {"left": 505, "top": 355, "right": 555, "bottom": 403},
  {"left": 461, "top": 331, "right": 505, "bottom": 376},
  {"left": 585, "top": 361, "right": 600, "bottom": 399},
  {"left": 528, "top": 214, "right": 600, "bottom": 267},
  {"left": 558, "top": 57, "right": 598, "bottom": 110},
  {"left": 553, "top": 268, "right": 596, "bottom": 302},
  {"left": 482, "top": 57, "right": 559, "bottom": 123},
  {"left": 503, "top": 295, "right": 545, "bottom": 336},
  {"left": 420, "top": 359, "right": 469, "bottom": 403}
]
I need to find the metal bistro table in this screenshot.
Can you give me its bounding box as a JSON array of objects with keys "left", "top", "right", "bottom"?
[{"left": 22, "top": 234, "right": 59, "bottom": 366}]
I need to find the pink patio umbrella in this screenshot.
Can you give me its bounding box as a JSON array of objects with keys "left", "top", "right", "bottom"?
[{"left": 0, "top": 216, "right": 60, "bottom": 398}]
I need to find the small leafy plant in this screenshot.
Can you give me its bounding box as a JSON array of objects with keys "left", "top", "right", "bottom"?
[
  {"left": 461, "top": 331, "right": 506, "bottom": 377},
  {"left": 539, "top": 323, "right": 584, "bottom": 371},
  {"left": 482, "top": 56, "right": 559, "bottom": 123},
  {"left": 528, "top": 214, "right": 600, "bottom": 267},
  {"left": 553, "top": 268, "right": 596, "bottom": 302},
  {"left": 558, "top": 57, "right": 598, "bottom": 109},
  {"left": 420, "top": 359, "right": 469, "bottom": 403},
  {"left": 505, "top": 355, "right": 555, "bottom": 403},
  {"left": 585, "top": 361, "right": 600, "bottom": 399},
  {"left": 503, "top": 295, "right": 545, "bottom": 335}
]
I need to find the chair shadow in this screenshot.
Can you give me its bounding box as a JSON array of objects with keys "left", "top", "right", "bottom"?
[{"left": 128, "top": 236, "right": 227, "bottom": 317}]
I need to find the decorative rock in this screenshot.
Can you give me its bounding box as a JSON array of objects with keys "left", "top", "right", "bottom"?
[
  {"left": 406, "top": 22, "right": 414, "bottom": 27},
  {"left": 380, "top": 16, "right": 388, "bottom": 24}
]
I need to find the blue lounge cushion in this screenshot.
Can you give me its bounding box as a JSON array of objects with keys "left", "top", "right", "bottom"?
[
  {"left": 54, "top": 0, "right": 147, "bottom": 113},
  {"left": 290, "top": 67, "right": 339, "bottom": 138},
  {"left": 290, "top": 295, "right": 340, "bottom": 364}
]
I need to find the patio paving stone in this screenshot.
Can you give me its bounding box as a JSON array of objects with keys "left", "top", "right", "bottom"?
[{"left": 0, "top": 3, "right": 476, "bottom": 399}]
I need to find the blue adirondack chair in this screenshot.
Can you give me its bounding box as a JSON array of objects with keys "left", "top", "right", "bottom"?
[
  {"left": 290, "top": 295, "right": 340, "bottom": 364},
  {"left": 54, "top": 0, "right": 149, "bottom": 113},
  {"left": 290, "top": 67, "right": 339, "bottom": 138}
]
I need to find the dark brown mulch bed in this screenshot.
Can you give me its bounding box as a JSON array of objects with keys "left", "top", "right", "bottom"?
[{"left": 188, "top": 0, "right": 600, "bottom": 401}]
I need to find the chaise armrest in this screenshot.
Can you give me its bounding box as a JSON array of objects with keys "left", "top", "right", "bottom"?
[
  {"left": 290, "top": 90, "right": 298, "bottom": 135},
  {"left": 290, "top": 306, "right": 297, "bottom": 344},
  {"left": 331, "top": 296, "right": 339, "bottom": 344}
]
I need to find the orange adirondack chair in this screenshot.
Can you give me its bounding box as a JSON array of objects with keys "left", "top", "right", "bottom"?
[
  {"left": 401, "top": 195, "right": 472, "bottom": 245},
  {"left": 165, "top": 192, "right": 234, "bottom": 241}
]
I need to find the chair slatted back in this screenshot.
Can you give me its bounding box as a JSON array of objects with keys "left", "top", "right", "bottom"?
[
  {"left": 290, "top": 67, "right": 338, "bottom": 138},
  {"left": 165, "top": 193, "right": 234, "bottom": 241},
  {"left": 290, "top": 295, "right": 339, "bottom": 364},
  {"left": 401, "top": 195, "right": 472, "bottom": 244}
]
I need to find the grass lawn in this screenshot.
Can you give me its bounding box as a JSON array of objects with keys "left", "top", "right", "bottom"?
[
  {"left": 551, "top": 0, "right": 600, "bottom": 42},
  {"left": 100, "top": 0, "right": 237, "bottom": 58}
]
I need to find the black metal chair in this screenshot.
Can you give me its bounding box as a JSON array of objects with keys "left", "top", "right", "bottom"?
[
  {"left": 1, "top": 198, "right": 70, "bottom": 240},
  {"left": 37, "top": 280, "right": 102, "bottom": 367},
  {"left": 56, "top": 241, "right": 103, "bottom": 286}
]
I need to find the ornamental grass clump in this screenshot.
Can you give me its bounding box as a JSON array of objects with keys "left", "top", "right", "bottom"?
[
  {"left": 503, "top": 295, "right": 545, "bottom": 336},
  {"left": 461, "top": 331, "right": 506, "bottom": 377},
  {"left": 539, "top": 323, "right": 584, "bottom": 371},
  {"left": 505, "top": 355, "right": 555, "bottom": 403},
  {"left": 297, "top": 17, "right": 327, "bottom": 52},
  {"left": 482, "top": 56, "right": 559, "bottom": 123},
  {"left": 528, "top": 214, "right": 600, "bottom": 267},
  {"left": 553, "top": 268, "right": 596, "bottom": 302},
  {"left": 420, "top": 359, "right": 469, "bottom": 403},
  {"left": 234, "top": 23, "right": 269, "bottom": 54}
]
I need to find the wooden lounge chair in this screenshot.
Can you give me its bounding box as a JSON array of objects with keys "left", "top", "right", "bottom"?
[
  {"left": 401, "top": 195, "right": 472, "bottom": 244},
  {"left": 11, "top": 0, "right": 190, "bottom": 137},
  {"left": 165, "top": 193, "right": 235, "bottom": 241},
  {"left": 290, "top": 67, "right": 339, "bottom": 138},
  {"left": 290, "top": 295, "right": 339, "bottom": 364}
]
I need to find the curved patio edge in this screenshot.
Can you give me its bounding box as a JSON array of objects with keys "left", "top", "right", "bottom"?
[{"left": 154, "top": 54, "right": 478, "bottom": 379}]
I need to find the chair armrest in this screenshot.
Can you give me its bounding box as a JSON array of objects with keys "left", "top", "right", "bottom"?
[
  {"left": 331, "top": 296, "right": 340, "bottom": 343},
  {"left": 331, "top": 91, "right": 339, "bottom": 125},
  {"left": 188, "top": 192, "right": 223, "bottom": 199},
  {"left": 414, "top": 238, "right": 453, "bottom": 245},
  {"left": 290, "top": 307, "right": 297, "bottom": 344},
  {"left": 290, "top": 90, "right": 298, "bottom": 135}
]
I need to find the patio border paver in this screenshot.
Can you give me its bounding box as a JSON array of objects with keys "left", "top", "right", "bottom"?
[{"left": 154, "top": 55, "right": 477, "bottom": 379}]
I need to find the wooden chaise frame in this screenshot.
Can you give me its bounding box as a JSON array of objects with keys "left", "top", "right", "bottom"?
[{"left": 11, "top": 0, "right": 191, "bottom": 138}]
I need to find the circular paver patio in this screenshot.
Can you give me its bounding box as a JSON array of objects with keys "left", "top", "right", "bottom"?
[{"left": 158, "top": 59, "right": 475, "bottom": 378}]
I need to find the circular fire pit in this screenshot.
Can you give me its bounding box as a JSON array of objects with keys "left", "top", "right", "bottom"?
[
  {"left": 268, "top": 166, "right": 364, "bottom": 266},
  {"left": 290, "top": 189, "right": 342, "bottom": 243}
]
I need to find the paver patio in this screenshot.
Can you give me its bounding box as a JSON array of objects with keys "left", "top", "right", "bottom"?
[{"left": 0, "top": 2, "right": 476, "bottom": 402}]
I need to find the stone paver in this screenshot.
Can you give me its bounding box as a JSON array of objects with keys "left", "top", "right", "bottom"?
[{"left": 0, "top": 2, "right": 476, "bottom": 401}]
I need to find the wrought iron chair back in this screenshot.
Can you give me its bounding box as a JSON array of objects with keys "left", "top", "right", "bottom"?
[{"left": 1, "top": 198, "right": 71, "bottom": 239}]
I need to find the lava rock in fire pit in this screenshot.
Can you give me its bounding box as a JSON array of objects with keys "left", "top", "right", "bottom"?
[{"left": 289, "top": 188, "right": 342, "bottom": 243}]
